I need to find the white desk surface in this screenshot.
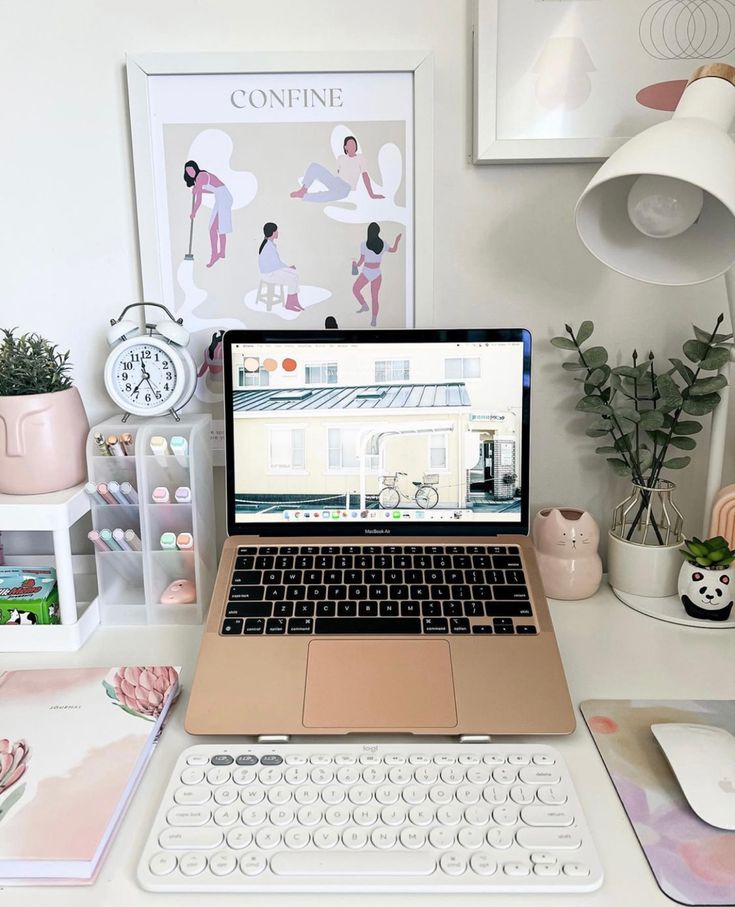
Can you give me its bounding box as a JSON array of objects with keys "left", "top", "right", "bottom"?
[{"left": 2, "top": 583, "right": 734, "bottom": 906}]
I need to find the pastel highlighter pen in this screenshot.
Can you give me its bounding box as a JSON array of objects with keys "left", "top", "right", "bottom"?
[
  {"left": 152, "top": 486, "right": 170, "bottom": 504},
  {"left": 160, "top": 532, "right": 177, "bottom": 550},
  {"left": 97, "top": 483, "right": 118, "bottom": 505},
  {"left": 170, "top": 436, "right": 189, "bottom": 468},
  {"left": 107, "top": 480, "right": 129, "bottom": 506},
  {"left": 175, "top": 486, "right": 192, "bottom": 504},
  {"left": 120, "top": 481, "right": 138, "bottom": 504},
  {"left": 176, "top": 533, "right": 194, "bottom": 551},
  {"left": 100, "top": 528, "right": 122, "bottom": 551},
  {"left": 150, "top": 436, "right": 169, "bottom": 466},
  {"left": 113, "top": 528, "right": 132, "bottom": 550},
  {"left": 85, "top": 482, "right": 107, "bottom": 505},
  {"left": 124, "top": 530, "right": 142, "bottom": 551},
  {"left": 88, "top": 530, "right": 110, "bottom": 552}
]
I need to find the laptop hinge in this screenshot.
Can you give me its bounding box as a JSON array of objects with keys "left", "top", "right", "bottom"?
[
  {"left": 257, "top": 735, "right": 291, "bottom": 744},
  {"left": 459, "top": 734, "right": 492, "bottom": 744}
]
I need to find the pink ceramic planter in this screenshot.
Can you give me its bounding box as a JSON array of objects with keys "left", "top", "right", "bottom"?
[
  {"left": 532, "top": 507, "right": 603, "bottom": 601},
  {"left": 0, "top": 388, "right": 89, "bottom": 495}
]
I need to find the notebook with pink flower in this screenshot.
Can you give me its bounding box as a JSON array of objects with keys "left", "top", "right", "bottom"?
[{"left": 0, "top": 666, "right": 179, "bottom": 882}]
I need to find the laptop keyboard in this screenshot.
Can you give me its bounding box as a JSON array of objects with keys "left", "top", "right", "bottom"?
[{"left": 220, "top": 545, "right": 536, "bottom": 637}]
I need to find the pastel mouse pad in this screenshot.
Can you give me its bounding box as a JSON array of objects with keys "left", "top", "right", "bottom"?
[{"left": 161, "top": 579, "right": 196, "bottom": 605}]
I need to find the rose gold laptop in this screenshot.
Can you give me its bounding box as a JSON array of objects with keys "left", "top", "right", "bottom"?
[{"left": 186, "top": 328, "right": 575, "bottom": 736}]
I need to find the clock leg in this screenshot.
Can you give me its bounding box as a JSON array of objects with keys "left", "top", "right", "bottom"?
[
  {"left": 169, "top": 408, "right": 181, "bottom": 422},
  {"left": 122, "top": 412, "right": 130, "bottom": 423}
]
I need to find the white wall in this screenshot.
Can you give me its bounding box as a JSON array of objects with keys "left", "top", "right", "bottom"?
[{"left": 3, "top": 0, "right": 733, "bottom": 559}]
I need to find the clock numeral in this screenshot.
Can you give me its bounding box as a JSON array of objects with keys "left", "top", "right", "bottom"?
[{"left": 165, "top": 372, "right": 172, "bottom": 380}]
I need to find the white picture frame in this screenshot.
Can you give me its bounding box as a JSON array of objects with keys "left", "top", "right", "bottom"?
[
  {"left": 127, "top": 51, "right": 433, "bottom": 323},
  {"left": 473, "top": 0, "right": 735, "bottom": 163}
]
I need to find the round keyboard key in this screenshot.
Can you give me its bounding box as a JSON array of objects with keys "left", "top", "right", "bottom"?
[
  {"left": 334, "top": 753, "right": 357, "bottom": 765},
  {"left": 428, "top": 827, "right": 454, "bottom": 849},
  {"left": 343, "top": 826, "right": 368, "bottom": 849},
  {"left": 519, "top": 767, "right": 560, "bottom": 785},
  {"left": 492, "top": 805, "right": 519, "bottom": 827},
  {"left": 321, "top": 785, "right": 345, "bottom": 805},
  {"left": 186, "top": 754, "right": 209, "bottom": 766},
  {"left": 464, "top": 804, "right": 491, "bottom": 826},
  {"left": 429, "top": 785, "right": 453, "bottom": 805},
  {"left": 371, "top": 826, "right": 397, "bottom": 849},
  {"left": 174, "top": 786, "right": 210, "bottom": 806},
  {"left": 482, "top": 754, "right": 506, "bottom": 765},
  {"left": 469, "top": 852, "right": 497, "bottom": 876},
  {"left": 533, "top": 753, "right": 556, "bottom": 766},
  {"left": 285, "top": 767, "right": 309, "bottom": 785},
  {"left": 433, "top": 754, "right": 457, "bottom": 765},
  {"left": 409, "top": 753, "right": 431, "bottom": 765},
  {"left": 521, "top": 806, "right": 574, "bottom": 827},
  {"left": 310, "top": 753, "right": 332, "bottom": 765},
  {"left": 510, "top": 785, "right": 535, "bottom": 806},
  {"left": 211, "top": 754, "right": 234, "bottom": 766},
  {"left": 384, "top": 753, "right": 406, "bottom": 765},
  {"left": 210, "top": 851, "right": 237, "bottom": 876},
  {"left": 348, "top": 785, "right": 372, "bottom": 806},
  {"left": 563, "top": 862, "right": 591, "bottom": 877},
  {"left": 337, "top": 766, "right": 360, "bottom": 785},
  {"left": 380, "top": 804, "right": 406, "bottom": 826},
  {"left": 402, "top": 785, "right": 426, "bottom": 805},
  {"left": 241, "top": 805, "right": 267, "bottom": 826},
  {"left": 400, "top": 827, "right": 426, "bottom": 849},
  {"left": 537, "top": 785, "right": 568, "bottom": 806},
  {"left": 325, "top": 805, "right": 350, "bottom": 826},
  {"left": 313, "top": 826, "right": 340, "bottom": 849},
  {"left": 504, "top": 861, "right": 531, "bottom": 876},
  {"left": 214, "top": 787, "right": 238, "bottom": 806},
  {"left": 255, "top": 827, "right": 282, "bottom": 850},
  {"left": 241, "top": 786, "right": 265, "bottom": 806},
  {"left": 466, "top": 766, "right": 491, "bottom": 785},
  {"left": 456, "top": 785, "right": 481, "bottom": 805},
  {"left": 436, "top": 804, "right": 462, "bottom": 826},
  {"left": 531, "top": 852, "right": 558, "bottom": 864},
  {"left": 232, "top": 768, "right": 256, "bottom": 786},
  {"left": 359, "top": 754, "right": 381, "bottom": 765},
  {"left": 388, "top": 766, "right": 412, "bottom": 785},
  {"left": 408, "top": 805, "right": 434, "bottom": 826},
  {"left": 310, "top": 767, "right": 334, "bottom": 786},
  {"left": 166, "top": 806, "right": 210, "bottom": 827},
  {"left": 284, "top": 753, "right": 307, "bottom": 765},
  {"left": 213, "top": 806, "right": 238, "bottom": 827},
  {"left": 375, "top": 785, "right": 399, "bottom": 805},
  {"left": 492, "top": 766, "right": 517, "bottom": 785},
  {"left": 284, "top": 828, "right": 310, "bottom": 849},
  {"left": 508, "top": 753, "right": 530, "bottom": 766},
  {"left": 439, "top": 851, "right": 466, "bottom": 876},
  {"left": 270, "top": 806, "right": 295, "bottom": 826},
  {"left": 295, "top": 785, "right": 319, "bottom": 805},
  {"left": 267, "top": 787, "right": 292, "bottom": 807},
  {"left": 534, "top": 862, "right": 560, "bottom": 876},
  {"left": 149, "top": 851, "right": 177, "bottom": 876},
  {"left": 414, "top": 766, "right": 439, "bottom": 785},
  {"left": 258, "top": 767, "right": 283, "bottom": 786},
  {"left": 353, "top": 805, "right": 379, "bottom": 826},
  {"left": 458, "top": 754, "right": 480, "bottom": 765},
  {"left": 440, "top": 766, "right": 464, "bottom": 785},
  {"left": 362, "top": 766, "right": 386, "bottom": 785},
  {"left": 179, "top": 852, "right": 207, "bottom": 876},
  {"left": 226, "top": 828, "right": 252, "bottom": 850},
  {"left": 457, "top": 826, "right": 484, "bottom": 849},
  {"left": 486, "top": 827, "right": 514, "bottom": 849},
  {"left": 297, "top": 805, "right": 323, "bottom": 826},
  {"left": 235, "top": 754, "right": 258, "bottom": 766},
  {"left": 260, "top": 754, "right": 284, "bottom": 766},
  {"left": 180, "top": 768, "right": 205, "bottom": 785},
  {"left": 482, "top": 785, "right": 508, "bottom": 805},
  {"left": 240, "top": 852, "right": 267, "bottom": 876},
  {"left": 207, "top": 767, "right": 230, "bottom": 786}
]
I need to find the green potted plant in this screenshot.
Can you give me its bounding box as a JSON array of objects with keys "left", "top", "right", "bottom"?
[
  {"left": 678, "top": 536, "right": 734, "bottom": 622},
  {"left": 0, "top": 329, "right": 89, "bottom": 495},
  {"left": 552, "top": 316, "right": 731, "bottom": 597}
]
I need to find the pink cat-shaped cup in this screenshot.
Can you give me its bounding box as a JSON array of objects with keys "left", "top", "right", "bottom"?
[{"left": 532, "top": 508, "right": 603, "bottom": 600}]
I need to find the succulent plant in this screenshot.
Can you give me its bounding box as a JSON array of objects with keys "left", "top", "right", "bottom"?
[
  {"left": 0, "top": 328, "right": 73, "bottom": 396},
  {"left": 680, "top": 536, "right": 735, "bottom": 569},
  {"left": 104, "top": 666, "right": 178, "bottom": 720},
  {"left": 0, "top": 738, "right": 30, "bottom": 795}
]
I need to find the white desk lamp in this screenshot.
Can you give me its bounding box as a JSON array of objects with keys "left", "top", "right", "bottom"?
[{"left": 575, "top": 63, "right": 735, "bottom": 538}]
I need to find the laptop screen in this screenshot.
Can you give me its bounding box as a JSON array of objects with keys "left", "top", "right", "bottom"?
[{"left": 224, "top": 329, "right": 531, "bottom": 537}]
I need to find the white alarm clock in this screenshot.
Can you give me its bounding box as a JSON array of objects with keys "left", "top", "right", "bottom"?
[{"left": 104, "top": 303, "right": 198, "bottom": 420}]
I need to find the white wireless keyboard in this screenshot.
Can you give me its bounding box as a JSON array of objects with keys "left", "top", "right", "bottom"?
[{"left": 138, "top": 742, "right": 603, "bottom": 894}]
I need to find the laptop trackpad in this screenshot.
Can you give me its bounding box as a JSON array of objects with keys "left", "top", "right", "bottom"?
[{"left": 302, "top": 639, "right": 457, "bottom": 729}]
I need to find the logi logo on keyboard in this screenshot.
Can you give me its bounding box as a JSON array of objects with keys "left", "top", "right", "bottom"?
[{"left": 362, "top": 744, "right": 379, "bottom": 753}]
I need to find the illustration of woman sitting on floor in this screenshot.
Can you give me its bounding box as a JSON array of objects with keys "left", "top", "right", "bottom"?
[
  {"left": 290, "top": 136, "right": 385, "bottom": 203},
  {"left": 184, "top": 160, "right": 234, "bottom": 268},
  {"left": 258, "top": 222, "right": 304, "bottom": 312},
  {"left": 352, "top": 223, "right": 402, "bottom": 327}
]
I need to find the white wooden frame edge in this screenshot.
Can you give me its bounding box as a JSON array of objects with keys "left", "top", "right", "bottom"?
[{"left": 126, "top": 51, "right": 434, "bottom": 326}]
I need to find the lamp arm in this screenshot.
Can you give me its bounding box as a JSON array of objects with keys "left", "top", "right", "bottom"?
[{"left": 703, "top": 266, "right": 735, "bottom": 535}]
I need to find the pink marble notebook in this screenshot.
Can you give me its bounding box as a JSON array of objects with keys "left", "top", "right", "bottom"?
[
  {"left": 0, "top": 666, "right": 179, "bottom": 882},
  {"left": 581, "top": 700, "right": 735, "bottom": 906}
]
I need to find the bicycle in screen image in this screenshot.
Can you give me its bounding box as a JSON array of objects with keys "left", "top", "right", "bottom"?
[{"left": 378, "top": 473, "right": 440, "bottom": 510}]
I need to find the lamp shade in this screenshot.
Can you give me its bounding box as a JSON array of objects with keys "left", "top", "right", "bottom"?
[{"left": 575, "top": 66, "right": 735, "bottom": 286}]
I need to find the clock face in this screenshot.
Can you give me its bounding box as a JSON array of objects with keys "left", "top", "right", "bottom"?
[{"left": 111, "top": 342, "right": 179, "bottom": 411}]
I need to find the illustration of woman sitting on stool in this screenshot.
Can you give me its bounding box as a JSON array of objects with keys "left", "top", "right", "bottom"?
[
  {"left": 258, "top": 223, "right": 303, "bottom": 312},
  {"left": 184, "top": 160, "right": 233, "bottom": 268},
  {"left": 352, "top": 223, "right": 401, "bottom": 327},
  {"left": 290, "top": 136, "right": 384, "bottom": 203}
]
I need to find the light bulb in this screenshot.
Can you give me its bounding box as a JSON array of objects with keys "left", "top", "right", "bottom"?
[{"left": 627, "top": 175, "right": 704, "bottom": 238}]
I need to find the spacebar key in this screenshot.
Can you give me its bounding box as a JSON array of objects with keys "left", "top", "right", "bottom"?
[
  {"left": 315, "top": 617, "right": 421, "bottom": 634},
  {"left": 270, "top": 852, "right": 436, "bottom": 876}
]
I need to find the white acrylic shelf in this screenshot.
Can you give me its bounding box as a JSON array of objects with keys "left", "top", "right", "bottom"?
[
  {"left": 0, "top": 484, "right": 99, "bottom": 651},
  {"left": 86, "top": 415, "right": 216, "bottom": 626}
]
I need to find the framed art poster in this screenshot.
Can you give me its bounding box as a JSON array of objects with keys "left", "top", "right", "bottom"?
[
  {"left": 127, "top": 52, "right": 433, "bottom": 450},
  {"left": 473, "top": 0, "right": 735, "bottom": 162}
]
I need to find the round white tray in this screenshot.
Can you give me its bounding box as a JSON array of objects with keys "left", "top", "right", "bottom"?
[{"left": 613, "top": 588, "right": 735, "bottom": 629}]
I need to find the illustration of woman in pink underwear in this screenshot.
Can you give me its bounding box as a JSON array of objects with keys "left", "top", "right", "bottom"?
[
  {"left": 352, "top": 223, "right": 402, "bottom": 327},
  {"left": 184, "top": 160, "right": 233, "bottom": 268}
]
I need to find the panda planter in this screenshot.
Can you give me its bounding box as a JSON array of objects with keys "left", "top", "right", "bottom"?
[{"left": 677, "top": 562, "right": 735, "bottom": 622}]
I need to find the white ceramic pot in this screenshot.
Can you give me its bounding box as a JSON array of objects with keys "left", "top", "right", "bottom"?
[
  {"left": 607, "top": 531, "right": 682, "bottom": 598},
  {"left": 677, "top": 560, "right": 735, "bottom": 622}
]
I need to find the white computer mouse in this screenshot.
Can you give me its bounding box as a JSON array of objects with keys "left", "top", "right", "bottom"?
[{"left": 651, "top": 723, "right": 735, "bottom": 831}]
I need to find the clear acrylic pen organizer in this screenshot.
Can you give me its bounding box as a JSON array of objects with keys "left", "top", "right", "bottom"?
[{"left": 86, "top": 415, "right": 216, "bottom": 626}]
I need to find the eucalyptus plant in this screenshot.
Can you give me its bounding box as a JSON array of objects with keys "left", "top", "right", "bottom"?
[
  {"left": 552, "top": 317, "right": 732, "bottom": 489},
  {"left": 0, "top": 328, "right": 74, "bottom": 396}
]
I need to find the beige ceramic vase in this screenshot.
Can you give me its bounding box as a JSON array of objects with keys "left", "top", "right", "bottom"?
[{"left": 0, "top": 387, "right": 89, "bottom": 495}]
